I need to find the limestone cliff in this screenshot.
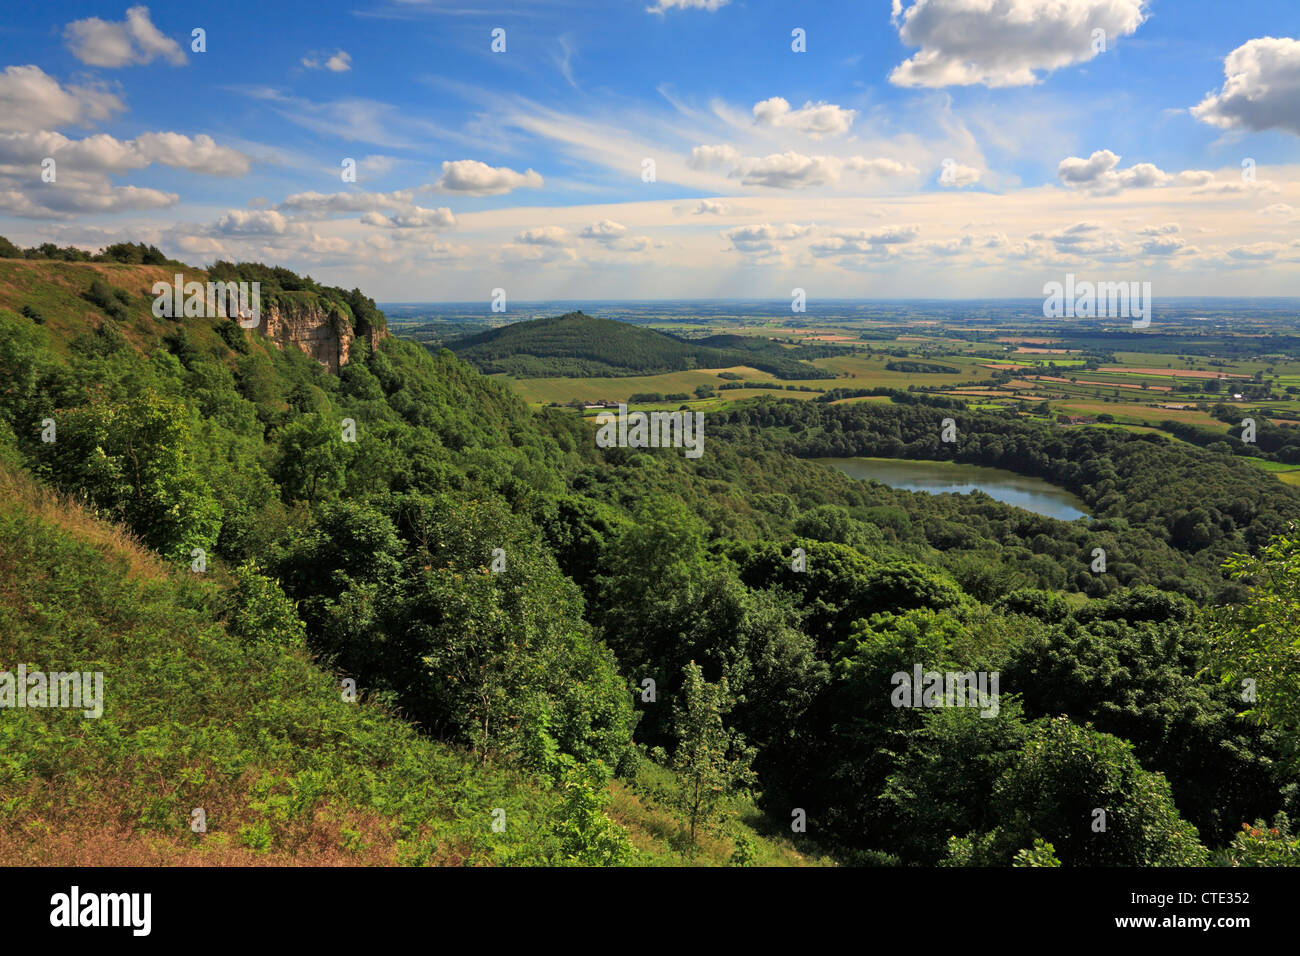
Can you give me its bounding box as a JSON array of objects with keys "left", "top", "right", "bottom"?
[{"left": 254, "top": 292, "right": 382, "bottom": 373}]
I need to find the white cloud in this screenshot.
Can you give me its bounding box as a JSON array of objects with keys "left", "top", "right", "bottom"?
[
  {"left": 0, "top": 66, "right": 124, "bottom": 133},
  {"left": 738, "top": 151, "right": 840, "bottom": 188},
  {"left": 516, "top": 226, "right": 570, "bottom": 245},
  {"left": 692, "top": 200, "right": 729, "bottom": 215},
  {"left": 752, "top": 97, "right": 856, "bottom": 138},
  {"left": 937, "top": 159, "right": 981, "bottom": 187},
  {"left": 646, "top": 0, "right": 728, "bottom": 13},
  {"left": 210, "top": 209, "right": 289, "bottom": 236},
  {"left": 278, "top": 189, "right": 417, "bottom": 217},
  {"left": 687, "top": 144, "right": 741, "bottom": 169},
  {"left": 1191, "top": 37, "right": 1300, "bottom": 136},
  {"left": 0, "top": 130, "right": 249, "bottom": 176},
  {"left": 132, "top": 132, "right": 250, "bottom": 175},
  {"left": 889, "top": 0, "right": 1148, "bottom": 88},
  {"left": 1030, "top": 220, "right": 1128, "bottom": 257},
  {"left": 64, "top": 6, "right": 187, "bottom": 68},
  {"left": 580, "top": 219, "right": 628, "bottom": 241},
  {"left": 0, "top": 182, "right": 176, "bottom": 219},
  {"left": 578, "top": 218, "right": 655, "bottom": 253},
  {"left": 303, "top": 50, "right": 352, "bottom": 72},
  {"left": 844, "top": 156, "right": 917, "bottom": 177},
  {"left": 1138, "top": 235, "right": 1189, "bottom": 256},
  {"left": 811, "top": 225, "right": 921, "bottom": 257},
  {"left": 687, "top": 143, "right": 916, "bottom": 188},
  {"left": 433, "top": 159, "right": 543, "bottom": 195},
  {"left": 361, "top": 206, "right": 456, "bottom": 229},
  {"left": 1057, "top": 150, "right": 1212, "bottom": 195},
  {"left": 0, "top": 126, "right": 248, "bottom": 220},
  {"left": 729, "top": 151, "right": 916, "bottom": 188},
  {"left": 722, "top": 222, "right": 813, "bottom": 257}
]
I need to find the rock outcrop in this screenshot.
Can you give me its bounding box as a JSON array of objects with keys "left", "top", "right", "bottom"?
[{"left": 254, "top": 292, "right": 380, "bottom": 373}]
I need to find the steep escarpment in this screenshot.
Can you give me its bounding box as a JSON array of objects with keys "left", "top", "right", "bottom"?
[
  {"left": 205, "top": 260, "right": 388, "bottom": 373},
  {"left": 258, "top": 290, "right": 376, "bottom": 373}
]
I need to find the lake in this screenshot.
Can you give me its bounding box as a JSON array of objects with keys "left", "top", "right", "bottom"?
[{"left": 815, "top": 457, "right": 1090, "bottom": 522}]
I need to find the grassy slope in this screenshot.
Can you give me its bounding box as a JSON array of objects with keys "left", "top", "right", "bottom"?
[
  {"left": 0, "top": 469, "right": 828, "bottom": 866},
  {"left": 0, "top": 465, "right": 567, "bottom": 865},
  {"left": 0, "top": 260, "right": 202, "bottom": 359}
]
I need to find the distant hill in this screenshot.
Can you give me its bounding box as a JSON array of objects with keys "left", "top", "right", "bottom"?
[{"left": 447, "top": 312, "right": 833, "bottom": 379}]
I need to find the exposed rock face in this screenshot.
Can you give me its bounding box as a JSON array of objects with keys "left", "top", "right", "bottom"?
[{"left": 255, "top": 293, "right": 368, "bottom": 373}]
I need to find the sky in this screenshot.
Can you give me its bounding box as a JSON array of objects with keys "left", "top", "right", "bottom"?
[{"left": 0, "top": 0, "right": 1297, "bottom": 302}]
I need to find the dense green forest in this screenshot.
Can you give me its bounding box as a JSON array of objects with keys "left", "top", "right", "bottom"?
[
  {"left": 449, "top": 311, "right": 832, "bottom": 379},
  {"left": 2, "top": 255, "right": 1298, "bottom": 866}
]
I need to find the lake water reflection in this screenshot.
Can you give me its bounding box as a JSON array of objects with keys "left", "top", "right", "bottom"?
[{"left": 815, "top": 457, "right": 1091, "bottom": 522}]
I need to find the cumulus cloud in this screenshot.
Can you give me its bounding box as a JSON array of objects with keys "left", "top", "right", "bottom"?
[
  {"left": 0, "top": 182, "right": 177, "bottom": 219},
  {"left": 738, "top": 152, "right": 840, "bottom": 188},
  {"left": 687, "top": 144, "right": 741, "bottom": 169},
  {"left": 692, "top": 150, "right": 916, "bottom": 189},
  {"left": 361, "top": 206, "right": 456, "bottom": 229},
  {"left": 64, "top": 6, "right": 187, "bottom": 68},
  {"left": 516, "top": 225, "right": 570, "bottom": 245},
  {"left": 752, "top": 97, "right": 856, "bottom": 138},
  {"left": 579, "top": 219, "right": 654, "bottom": 253},
  {"left": 1138, "top": 235, "right": 1188, "bottom": 256},
  {"left": 1191, "top": 37, "right": 1300, "bottom": 135},
  {"left": 303, "top": 50, "right": 352, "bottom": 72},
  {"left": 889, "top": 0, "right": 1148, "bottom": 88},
  {"left": 722, "top": 222, "right": 813, "bottom": 257},
  {"left": 433, "top": 159, "right": 543, "bottom": 195},
  {"left": 1135, "top": 225, "right": 1191, "bottom": 256},
  {"left": 1057, "top": 150, "right": 1211, "bottom": 195},
  {"left": 1031, "top": 221, "right": 1127, "bottom": 257},
  {"left": 133, "top": 132, "right": 250, "bottom": 175},
  {"left": 0, "top": 66, "right": 124, "bottom": 133},
  {"left": 209, "top": 209, "right": 289, "bottom": 236},
  {"left": 0, "top": 126, "right": 249, "bottom": 220},
  {"left": 811, "top": 225, "right": 920, "bottom": 257},
  {"left": 0, "top": 130, "right": 249, "bottom": 176},
  {"left": 580, "top": 220, "right": 628, "bottom": 241}
]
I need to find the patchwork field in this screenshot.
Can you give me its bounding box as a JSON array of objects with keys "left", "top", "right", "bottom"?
[{"left": 421, "top": 307, "right": 1300, "bottom": 485}]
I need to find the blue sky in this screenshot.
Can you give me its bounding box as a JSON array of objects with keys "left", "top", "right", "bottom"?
[{"left": 0, "top": 0, "right": 1297, "bottom": 300}]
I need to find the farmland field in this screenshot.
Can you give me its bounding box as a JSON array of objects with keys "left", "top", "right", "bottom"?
[{"left": 393, "top": 302, "right": 1300, "bottom": 485}]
